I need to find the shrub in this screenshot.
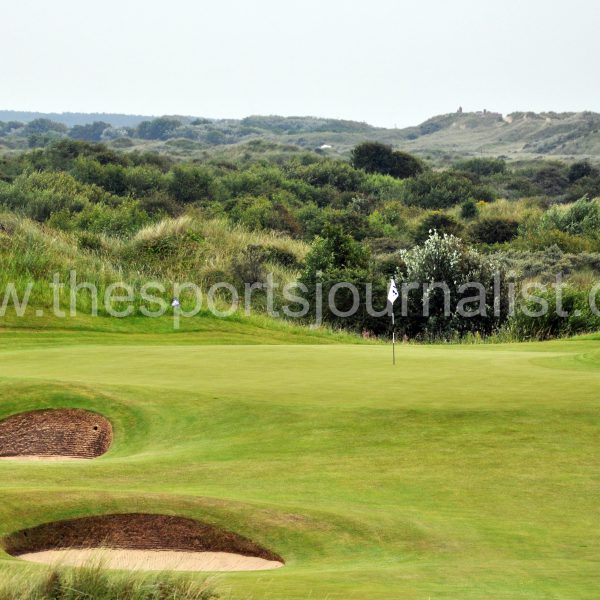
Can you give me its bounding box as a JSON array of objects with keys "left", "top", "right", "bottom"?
[
  {"left": 168, "top": 165, "right": 218, "bottom": 203},
  {"left": 72, "top": 157, "right": 128, "bottom": 195},
  {"left": 291, "top": 159, "right": 366, "bottom": 192},
  {"left": 508, "top": 286, "right": 600, "bottom": 340},
  {"left": 123, "top": 165, "right": 166, "bottom": 196},
  {"left": 414, "top": 212, "right": 462, "bottom": 242},
  {"left": 350, "top": 142, "right": 423, "bottom": 179},
  {"left": 532, "top": 165, "right": 569, "bottom": 196},
  {"left": 263, "top": 245, "right": 301, "bottom": 268},
  {"left": 77, "top": 231, "right": 105, "bottom": 252},
  {"left": 395, "top": 232, "right": 510, "bottom": 338},
  {"left": 229, "top": 196, "right": 301, "bottom": 236},
  {"left": 69, "top": 121, "right": 111, "bottom": 142},
  {"left": 454, "top": 157, "right": 506, "bottom": 177},
  {"left": 299, "top": 224, "right": 376, "bottom": 330},
  {"left": 498, "top": 247, "right": 600, "bottom": 281},
  {"left": 540, "top": 197, "right": 600, "bottom": 236},
  {"left": 139, "top": 191, "right": 180, "bottom": 216},
  {"left": 470, "top": 217, "right": 519, "bottom": 244},
  {"left": 23, "top": 118, "right": 67, "bottom": 136},
  {"left": 568, "top": 160, "right": 598, "bottom": 183},
  {"left": 137, "top": 117, "right": 183, "bottom": 140},
  {"left": 231, "top": 244, "right": 268, "bottom": 284},
  {"left": 460, "top": 199, "right": 478, "bottom": 219},
  {"left": 74, "top": 200, "right": 150, "bottom": 236},
  {"left": 401, "top": 171, "right": 475, "bottom": 208}
]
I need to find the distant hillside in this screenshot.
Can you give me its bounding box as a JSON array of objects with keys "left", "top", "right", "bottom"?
[
  {"left": 0, "top": 110, "right": 152, "bottom": 128},
  {"left": 3, "top": 109, "right": 600, "bottom": 161},
  {"left": 395, "top": 111, "right": 600, "bottom": 160}
]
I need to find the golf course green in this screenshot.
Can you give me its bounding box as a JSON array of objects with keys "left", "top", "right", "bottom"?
[{"left": 0, "top": 317, "right": 599, "bottom": 599}]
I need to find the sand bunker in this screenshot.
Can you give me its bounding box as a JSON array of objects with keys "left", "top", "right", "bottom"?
[
  {"left": 17, "top": 549, "right": 283, "bottom": 571},
  {"left": 4, "top": 513, "right": 284, "bottom": 573},
  {"left": 0, "top": 408, "right": 112, "bottom": 459}
]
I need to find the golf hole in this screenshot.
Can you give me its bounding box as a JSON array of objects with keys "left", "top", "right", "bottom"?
[
  {"left": 4, "top": 513, "right": 284, "bottom": 572},
  {"left": 0, "top": 409, "right": 112, "bottom": 459}
]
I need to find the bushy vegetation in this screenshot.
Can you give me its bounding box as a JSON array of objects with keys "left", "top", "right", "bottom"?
[
  {"left": 350, "top": 141, "right": 423, "bottom": 179},
  {"left": 395, "top": 232, "right": 510, "bottom": 338},
  {"left": 0, "top": 135, "right": 599, "bottom": 340}
]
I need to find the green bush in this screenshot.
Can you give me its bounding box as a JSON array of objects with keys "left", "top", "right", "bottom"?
[
  {"left": 454, "top": 157, "right": 506, "bottom": 177},
  {"left": 76, "top": 231, "right": 105, "bottom": 252},
  {"left": 299, "top": 224, "right": 377, "bottom": 330},
  {"left": 499, "top": 247, "right": 600, "bottom": 281},
  {"left": 540, "top": 197, "right": 600, "bottom": 236},
  {"left": 350, "top": 142, "right": 423, "bottom": 179},
  {"left": 168, "top": 165, "right": 220, "bottom": 204},
  {"left": 395, "top": 232, "right": 510, "bottom": 338},
  {"left": 231, "top": 244, "right": 268, "bottom": 284},
  {"left": 470, "top": 218, "right": 519, "bottom": 244},
  {"left": 508, "top": 286, "right": 600, "bottom": 340},
  {"left": 291, "top": 159, "right": 366, "bottom": 192},
  {"left": 568, "top": 160, "right": 598, "bottom": 183},
  {"left": 460, "top": 199, "right": 478, "bottom": 219},
  {"left": 414, "top": 212, "right": 462, "bottom": 242},
  {"left": 69, "top": 121, "right": 111, "bottom": 142},
  {"left": 401, "top": 171, "right": 475, "bottom": 208},
  {"left": 137, "top": 117, "right": 183, "bottom": 140}
]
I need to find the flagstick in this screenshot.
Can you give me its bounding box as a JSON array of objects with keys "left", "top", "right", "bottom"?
[
  {"left": 392, "top": 310, "right": 396, "bottom": 366},
  {"left": 387, "top": 278, "right": 399, "bottom": 367}
]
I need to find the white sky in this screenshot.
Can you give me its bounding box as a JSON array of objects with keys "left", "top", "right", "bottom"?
[{"left": 2, "top": 0, "right": 599, "bottom": 127}]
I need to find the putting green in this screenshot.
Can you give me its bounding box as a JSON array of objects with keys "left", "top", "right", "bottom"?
[{"left": 0, "top": 324, "right": 599, "bottom": 599}]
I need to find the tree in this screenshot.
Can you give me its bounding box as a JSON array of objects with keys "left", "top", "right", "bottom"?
[
  {"left": 23, "top": 118, "right": 67, "bottom": 135},
  {"left": 350, "top": 142, "right": 422, "bottom": 179},
  {"left": 69, "top": 121, "right": 111, "bottom": 142},
  {"left": 137, "top": 117, "right": 182, "bottom": 140}
]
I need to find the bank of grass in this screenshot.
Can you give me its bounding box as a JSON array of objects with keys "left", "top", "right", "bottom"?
[{"left": 0, "top": 213, "right": 308, "bottom": 312}]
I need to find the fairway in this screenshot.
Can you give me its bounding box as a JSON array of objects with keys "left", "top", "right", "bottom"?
[{"left": 0, "top": 327, "right": 599, "bottom": 599}]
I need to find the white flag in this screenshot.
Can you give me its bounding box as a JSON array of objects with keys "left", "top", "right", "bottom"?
[{"left": 387, "top": 279, "right": 399, "bottom": 304}]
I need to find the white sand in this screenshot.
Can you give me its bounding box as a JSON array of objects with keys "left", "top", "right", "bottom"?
[{"left": 17, "top": 548, "right": 284, "bottom": 572}]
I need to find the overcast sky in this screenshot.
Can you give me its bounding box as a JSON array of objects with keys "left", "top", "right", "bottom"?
[{"left": 2, "top": 0, "right": 599, "bottom": 127}]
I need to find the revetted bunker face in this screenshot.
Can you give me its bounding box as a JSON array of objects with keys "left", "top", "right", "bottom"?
[
  {"left": 0, "top": 409, "right": 112, "bottom": 459},
  {"left": 4, "top": 513, "right": 284, "bottom": 565}
]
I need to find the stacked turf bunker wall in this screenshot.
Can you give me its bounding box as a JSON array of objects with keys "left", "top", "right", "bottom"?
[
  {"left": 3, "top": 513, "right": 284, "bottom": 564},
  {"left": 0, "top": 409, "right": 112, "bottom": 458}
]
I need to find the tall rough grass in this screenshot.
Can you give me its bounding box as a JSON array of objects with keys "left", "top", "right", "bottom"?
[
  {"left": 0, "top": 212, "right": 309, "bottom": 315},
  {"left": 0, "top": 565, "right": 217, "bottom": 600}
]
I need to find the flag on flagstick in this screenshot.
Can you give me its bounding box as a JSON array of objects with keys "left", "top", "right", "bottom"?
[
  {"left": 387, "top": 279, "right": 399, "bottom": 306},
  {"left": 387, "top": 279, "right": 398, "bottom": 365}
]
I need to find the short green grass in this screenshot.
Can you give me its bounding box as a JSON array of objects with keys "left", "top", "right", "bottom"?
[{"left": 0, "top": 316, "right": 599, "bottom": 599}]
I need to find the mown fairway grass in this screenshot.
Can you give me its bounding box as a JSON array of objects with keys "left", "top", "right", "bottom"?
[{"left": 0, "top": 316, "right": 599, "bottom": 599}]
